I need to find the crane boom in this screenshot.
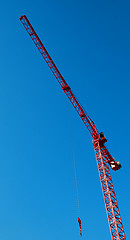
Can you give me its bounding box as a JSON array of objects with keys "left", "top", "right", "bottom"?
[
  {"left": 20, "top": 15, "right": 126, "bottom": 240},
  {"left": 19, "top": 15, "right": 98, "bottom": 139}
]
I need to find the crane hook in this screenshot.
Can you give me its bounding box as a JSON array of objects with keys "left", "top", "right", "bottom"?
[{"left": 78, "top": 217, "right": 82, "bottom": 237}]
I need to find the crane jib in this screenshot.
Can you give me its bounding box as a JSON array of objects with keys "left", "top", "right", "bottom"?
[{"left": 20, "top": 15, "right": 98, "bottom": 139}]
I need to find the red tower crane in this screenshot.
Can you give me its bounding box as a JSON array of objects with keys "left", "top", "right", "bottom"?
[{"left": 20, "top": 15, "right": 126, "bottom": 240}]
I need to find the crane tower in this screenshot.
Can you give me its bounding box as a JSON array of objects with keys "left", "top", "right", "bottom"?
[{"left": 20, "top": 15, "right": 126, "bottom": 240}]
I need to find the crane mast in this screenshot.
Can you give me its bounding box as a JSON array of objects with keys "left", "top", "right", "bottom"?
[{"left": 20, "top": 15, "right": 126, "bottom": 240}]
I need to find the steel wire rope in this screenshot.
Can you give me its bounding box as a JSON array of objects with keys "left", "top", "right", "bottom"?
[{"left": 66, "top": 100, "right": 81, "bottom": 219}]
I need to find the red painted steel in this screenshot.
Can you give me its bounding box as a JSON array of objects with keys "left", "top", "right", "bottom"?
[
  {"left": 20, "top": 15, "right": 126, "bottom": 240},
  {"left": 94, "top": 140, "right": 126, "bottom": 240}
]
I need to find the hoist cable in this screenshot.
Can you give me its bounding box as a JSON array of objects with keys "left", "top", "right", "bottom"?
[{"left": 66, "top": 101, "right": 81, "bottom": 218}]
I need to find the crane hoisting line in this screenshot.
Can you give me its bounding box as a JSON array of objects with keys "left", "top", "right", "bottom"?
[{"left": 66, "top": 103, "right": 82, "bottom": 235}]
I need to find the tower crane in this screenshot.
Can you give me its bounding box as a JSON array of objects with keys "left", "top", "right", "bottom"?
[{"left": 20, "top": 15, "right": 126, "bottom": 240}]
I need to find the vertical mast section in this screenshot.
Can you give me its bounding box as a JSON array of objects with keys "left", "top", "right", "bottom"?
[
  {"left": 20, "top": 15, "right": 126, "bottom": 240},
  {"left": 94, "top": 140, "right": 126, "bottom": 240}
]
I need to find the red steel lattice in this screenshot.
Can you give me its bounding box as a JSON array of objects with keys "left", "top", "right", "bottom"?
[{"left": 20, "top": 15, "right": 126, "bottom": 240}]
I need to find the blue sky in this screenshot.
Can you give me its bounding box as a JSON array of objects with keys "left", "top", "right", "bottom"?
[{"left": 0, "top": 0, "right": 130, "bottom": 239}]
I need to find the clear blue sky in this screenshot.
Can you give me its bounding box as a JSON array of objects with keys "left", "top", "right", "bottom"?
[{"left": 0, "top": 0, "right": 130, "bottom": 239}]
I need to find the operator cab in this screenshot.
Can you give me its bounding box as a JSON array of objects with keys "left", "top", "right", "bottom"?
[
  {"left": 109, "top": 158, "right": 122, "bottom": 171},
  {"left": 99, "top": 132, "right": 107, "bottom": 144}
]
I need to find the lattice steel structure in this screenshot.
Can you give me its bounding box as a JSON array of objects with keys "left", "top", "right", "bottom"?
[{"left": 20, "top": 15, "right": 126, "bottom": 240}]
